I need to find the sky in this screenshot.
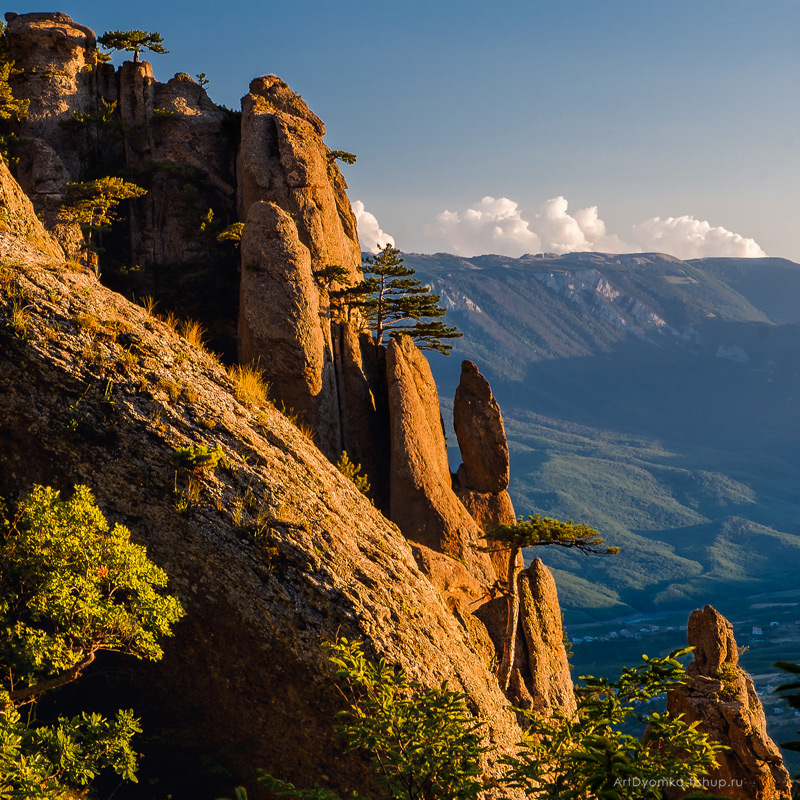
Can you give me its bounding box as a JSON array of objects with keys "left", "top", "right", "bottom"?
[{"left": 9, "top": 0, "right": 800, "bottom": 260}]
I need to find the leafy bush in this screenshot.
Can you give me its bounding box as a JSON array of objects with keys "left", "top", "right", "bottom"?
[
  {"left": 253, "top": 642, "right": 728, "bottom": 800},
  {"left": 0, "top": 484, "right": 184, "bottom": 796},
  {"left": 262, "top": 638, "right": 486, "bottom": 800},
  {"left": 503, "top": 648, "right": 728, "bottom": 799}
]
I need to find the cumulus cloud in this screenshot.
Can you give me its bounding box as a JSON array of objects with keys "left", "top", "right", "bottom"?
[
  {"left": 430, "top": 195, "right": 765, "bottom": 259},
  {"left": 631, "top": 215, "right": 766, "bottom": 259},
  {"left": 431, "top": 195, "right": 633, "bottom": 257},
  {"left": 431, "top": 196, "right": 541, "bottom": 256},
  {"left": 352, "top": 200, "right": 395, "bottom": 253}
]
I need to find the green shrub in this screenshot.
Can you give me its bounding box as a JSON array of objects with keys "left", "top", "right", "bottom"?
[
  {"left": 0, "top": 484, "right": 184, "bottom": 796},
  {"left": 173, "top": 442, "right": 224, "bottom": 474},
  {"left": 336, "top": 451, "right": 371, "bottom": 497},
  {"left": 253, "top": 643, "right": 728, "bottom": 800}
]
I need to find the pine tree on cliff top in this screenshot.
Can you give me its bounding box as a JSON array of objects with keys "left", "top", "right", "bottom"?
[
  {"left": 332, "top": 244, "right": 462, "bottom": 355},
  {"left": 98, "top": 30, "right": 169, "bottom": 63}
]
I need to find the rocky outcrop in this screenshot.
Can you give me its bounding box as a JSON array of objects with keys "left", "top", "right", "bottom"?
[
  {"left": 4, "top": 11, "right": 100, "bottom": 201},
  {"left": 238, "top": 200, "right": 339, "bottom": 456},
  {"left": 454, "top": 360, "right": 509, "bottom": 493},
  {"left": 0, "top": 160, "right": 523, "bottom": 797},
  {"left": 237, "top": 75, "right": 384, "bottom": 470},
  {"left": 237, "top": 75, "right": 361, "bottom": 281},
  {"left": 518, "top": 559, "right": 576, "bottom": 716},
  {"left": 387, "top": 335, "right": 495, "bottom": 587},
  {"left": 667, "top": 605, "right": 791, "bottom": 800},
  {"left": 452, "top": 360, "right": 517, "bottom": 582}
]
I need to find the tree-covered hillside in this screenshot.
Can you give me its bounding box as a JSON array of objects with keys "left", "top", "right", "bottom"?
[{"left": 410, "top": 251, "right": 800, "bottom": 621}]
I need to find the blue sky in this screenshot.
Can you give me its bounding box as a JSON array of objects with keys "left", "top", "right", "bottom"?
[{"left": 9, "top": 0, "right": 800, "bottom": 259}]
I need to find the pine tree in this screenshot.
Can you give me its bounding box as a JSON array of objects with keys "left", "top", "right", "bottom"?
[
  {"left": 59, "top": 176, "right": 147, "bottom": 269},
  {"left": 97, "top": 30, "right": 169, "bottom": 63},
  {"left": 333, "top": 244, "right": 462, "bottom": 354},
  {"left": 479, "top": 515, "right": 618, "bottom": 691}
]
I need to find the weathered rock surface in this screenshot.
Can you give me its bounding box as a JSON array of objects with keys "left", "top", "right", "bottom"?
[
  {"left": 453, "top": 360, "right": 510, "bottom": 493},
  {"left": 667, "top": 605, "right": 791, "bottom": 800},
  {"left": 0, "top": 162, "right": 522, "bottom": 798},
  {"left": 0, "top": 154, "right": 63, "bottom": 264},
  {"left": 451, "top": 360, "right": 516, "bottom": 583},
  {"left": 237, "top": 75, "right": 384, "bottom": 470},
  {"left": 518, "top": 559, "right": 576, "bottom": 716},
  {"left": 238, "top": 200, "right": 339, "bottom": 456},
  {"left": 387, "top": 335, "right": 495, "bottom": 587},
  {"left": 238, "top": 75, "right": 361, "bottom": 281},
  {"left": 4, "top": 11, "right": 99, "bottom": 193}
]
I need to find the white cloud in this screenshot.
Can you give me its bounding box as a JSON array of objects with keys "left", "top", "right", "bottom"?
[
  {"left": 352, "top": 200, "right": 395, "bottom": 253},
  {"left": 431, "top": 196, "right": 540, "bottom": 257},
  {"left": 631, "top": 215, "right": 766, "bottom": 259},
  {"left": 431, "top": 195, "right": 631, "bottom": 257},
  {"left": 430, "top": 195, "right": 766, "bottom": 259}
]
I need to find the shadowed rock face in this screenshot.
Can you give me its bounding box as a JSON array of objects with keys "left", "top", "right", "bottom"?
[
  {"left": 667, "top": 605, "right": 791, "bottom": 800},
  {"left": 0, "top": 156, "right": 523, "bottom": 799}
]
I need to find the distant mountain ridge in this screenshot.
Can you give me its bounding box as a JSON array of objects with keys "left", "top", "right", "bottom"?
[{"left": 407, "top": 251, "right": 800, "bottom": 621}]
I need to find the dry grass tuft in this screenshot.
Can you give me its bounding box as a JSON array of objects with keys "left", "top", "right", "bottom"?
[
  {"left": 229, "top": 363, "right": 271, "bottom": 408},
  {"left": 180, "top": 318, "right": 206, "bottom": 349}
]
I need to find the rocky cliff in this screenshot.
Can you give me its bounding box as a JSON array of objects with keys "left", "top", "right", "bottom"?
[
  {"left": 0, "top": 153, "right": 523, "bottom": 798},
  {"left": 667, "top": 605, "right": 792, "bottom": 800}
]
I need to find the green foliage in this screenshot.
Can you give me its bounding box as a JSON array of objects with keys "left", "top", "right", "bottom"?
[
  {"left": 0, "top": 484, "right": 184, "bottom": 798},
  {"left": 482, "top": 513, "right": 619, "bottom": 556},
  {"left": 152, "top": 106, "right": 176, "bottom": 119},
  {"left": 336, "top": 451, "right": 371, "bottom": 497},
  {"left": 63, "top": 96, "right": 117, "bottom": 130},
  {"left": 0, "top": 60, "right": 29, "bottom": 122},
  {"left": 314, "top": 264, "right": 351, "bottom": 292},
  {"left": 97, "top": 30, "right": 168, "bottom": 63},
  {"left": 333, "top": 245, "right": 461, "bottom": 354},
  {"left": 59, "top": 176, "right": 147, "bottom": 257},
  {"left": 172, "top": 443, "right": 224, "bottom": 474},
  {"left": 0, "top": 484, "right": 184, "bottom": 699},
  {"left": 715, "top": 661, "right": 741, "bottom": 700},
  {"left": 328, "top": 150, "right": 357, "bottom": 165},
  {"left": 216, "top": 222, "right": 245, "bottom": 246},
  {"left": 261, "top": 638, "right": 486, "bottom": 800},
  {"left": 256, "top": 641, "right": 727, "bottom": 800},
  {"left": 0, "top": 704, "right": 141, "bottom": 797},
  {"left": 502, "top": 648, "right": 728, "bottom": 800},
  {"left": 196, "top": 72, "right": 210, "bottom": 89}
]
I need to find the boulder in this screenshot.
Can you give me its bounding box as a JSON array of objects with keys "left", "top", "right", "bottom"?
[
  {"left": 387, "top": 336, "right": 495, "bottom": 587},
  {"left": 667, "top": 605, "right": 791, "bottom": 800}
]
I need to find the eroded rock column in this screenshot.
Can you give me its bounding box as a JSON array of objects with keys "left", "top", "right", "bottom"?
[{"left": 667, "top": 605, "right": 791, "bottom": 800}]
